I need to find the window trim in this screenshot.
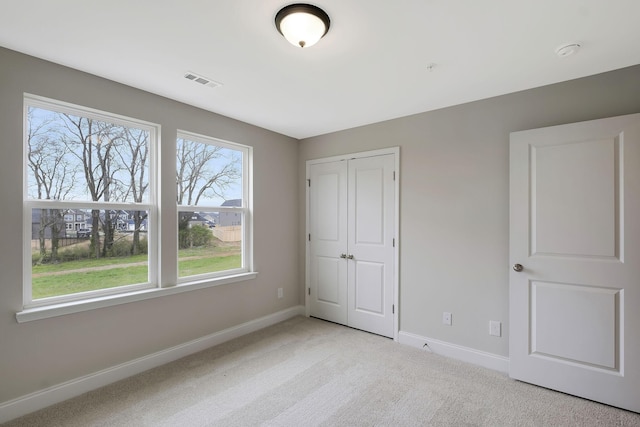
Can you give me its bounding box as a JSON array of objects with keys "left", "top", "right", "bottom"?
[
  {"left": 15, "top": 272, "right": 258, "bottom": 323},
  {"left": 23, "top": 94, "right": 160, "bottom": 308},
  {"left": 18, "top": 94, "right": 256, "bottom": 321},
  {"left": 176, "top": 130, "right": 253, "bottom": 283}
]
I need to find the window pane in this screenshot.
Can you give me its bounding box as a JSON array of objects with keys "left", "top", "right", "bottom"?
[
  {"left": 176, "top": 137, "right": 242, "bottom": 206},
  {"left": 30, "top": 208, "right": 150, "bottom": 300},
  {"left": 176, "top": 134, "right": 247, "bottom": 280},
  {"left": 27, "top": 106, "right": 150, "bottom": 203},
  {"left": 178, "top": 211, "right": 242, "bottom": 278}
]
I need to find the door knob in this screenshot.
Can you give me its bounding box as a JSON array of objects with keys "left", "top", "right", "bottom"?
[
  {"left": 340, "top": 253, "right": 347, "bottom": 259},
  {"left": 513, "top": 263, "right": 524, "bottom": 272},
  {"left": 347, "top": 254, "right": 354, "bottom": 260}
]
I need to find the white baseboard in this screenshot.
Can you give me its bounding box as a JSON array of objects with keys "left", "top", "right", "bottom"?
[
  {"left": 398, "top": 330, "right": 510, "bottom": 374},
  {"left": 0, "top": 305, "right": 305, "bottom": 424}
]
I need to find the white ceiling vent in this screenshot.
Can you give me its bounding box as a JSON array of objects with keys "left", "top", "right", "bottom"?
[{"left": 184, "top": 72, "right": 222, "bottom": 88}]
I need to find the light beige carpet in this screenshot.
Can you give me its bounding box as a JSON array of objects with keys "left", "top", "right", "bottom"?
[{"left": 4, "top": 316, "right": 639, "bottom": 426}]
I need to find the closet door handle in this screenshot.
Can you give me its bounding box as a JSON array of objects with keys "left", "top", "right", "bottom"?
[
  {"left": 347, "top": 254, "right": 354, "bottom": 260},
  {"left": 340, "top": 253, "right": 347, "bottom": 259}
]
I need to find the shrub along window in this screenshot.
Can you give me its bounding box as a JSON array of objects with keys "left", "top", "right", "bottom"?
[
  {"left": 23, "top": 95, "right": 158, "bottom": 307},
  {"left": 176, "top": 131, "right": 251, "bottom": 280}
]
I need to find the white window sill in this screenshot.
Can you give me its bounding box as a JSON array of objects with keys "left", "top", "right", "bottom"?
[{"left": 16, "top": 272, "right": 258, "bottom": 323}]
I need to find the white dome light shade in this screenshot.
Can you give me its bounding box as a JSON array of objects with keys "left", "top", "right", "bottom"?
[
  {"left": 279, "top": 12, "right": 325, "bottom": 47},
  {"left": 275, "top": 4, "right": 330, "bottom": 48}
]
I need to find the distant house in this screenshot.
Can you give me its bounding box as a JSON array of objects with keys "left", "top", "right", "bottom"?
[
  {"left": 122, "top": 218, "right": 148, "bottom": 232},
  {"left": 31, "top": 209, "right": 67, "bottom": 239},
  {"left": 87, "top": 210, "right": 148, "bottom": 232},
  {"left": 218, "top": 199, "right": 242, "bottom": 227},
  {"left": 200, "top": 212, "right": 218, "bottom": 227},
  {"left": 179, "top": 212, "right": 209, "bottom": 228},
  {"left": 120, "top": 211, "right": 148, "bottom": 232},
  {"left": 33, "top": 209, "right": 150, "bottom": 238},
  {"left": 62, "top": 209, "right": 91, "bottom": 231}
]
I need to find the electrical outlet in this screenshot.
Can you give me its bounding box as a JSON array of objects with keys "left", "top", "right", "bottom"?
[
  {"left": 442, "top": 312, "right": 452, "bottom": 326},
  {"left": 489, "top": 320, "right": 501, "bottom": 337},
  {"left": 277, "top": 288, "right": 283, "bottom": 299}
]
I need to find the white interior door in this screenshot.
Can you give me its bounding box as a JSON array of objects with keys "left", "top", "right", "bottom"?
[
  {"left": 308, "top": 160, "right": 348, "bottom": 325},
  {"left": 509, "top": 113, "right": 640, "bottom": 412},
  {"left": 308, "top": 150, "right": 397, "bottom": 339},
  {"left": 347, "top": 155, "right": 395, "bottom": 337}
]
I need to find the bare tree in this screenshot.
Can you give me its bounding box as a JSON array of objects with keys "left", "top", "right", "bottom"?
[
  {"left": 27, "top": 109, "right": 76, "bottom": 263},
  {"left": 59, "top": 114, "right": 125, "bottom": 258},
  {"left": 176, "top": 138, "right": 241, "bottom": 249},
  {"left": 176, "top": 139, "right": 241, "bottom": 205},
  {"left": 115, "top": 127, "right": 149, "bottom": 255}
]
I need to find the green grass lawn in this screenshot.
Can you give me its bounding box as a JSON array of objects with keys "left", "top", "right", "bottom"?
[
  {"left": 32, "top": 266, "right": 149, "bottom": 299},
  {"left": 32, "top": 245, "right": 241, "bottom": 299},
  {"left": 32, "top": 254, "right": 148, "bottom": 274},
  {"left": 178, "top": 254, "right": 241, "bottom": 277},
  {"left": 178, "top": 244, "right": 238, "bottom": 257}
]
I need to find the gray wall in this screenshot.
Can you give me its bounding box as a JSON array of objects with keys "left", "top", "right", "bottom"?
[
  {"left": 0, "top": 47, "right": 300, "bottom": 403},
  {"left": 3, "top": 43, "right": 640, "bottom": 405},
  {"left": 298, "top": 65, "right": 640, "bottom": 357}
]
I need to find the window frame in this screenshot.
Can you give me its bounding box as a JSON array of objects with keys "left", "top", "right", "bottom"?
[
  {"left": 22, "top": 94, "right": 159, "bottom": 309},
  {"left": 17, "top": 95, "right": 256, "bottom": 322},
  {"left": 176, "top": 130, "right": 253, "bottom": 283}
]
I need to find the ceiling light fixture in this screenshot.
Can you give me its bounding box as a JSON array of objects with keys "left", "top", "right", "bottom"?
[{"left": 275, "top": 3, "right": 330, "bottom": 48}]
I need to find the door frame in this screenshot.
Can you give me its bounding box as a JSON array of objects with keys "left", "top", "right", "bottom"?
[{"left": 305, "top": 147, "right": 400, "bottom": 341}]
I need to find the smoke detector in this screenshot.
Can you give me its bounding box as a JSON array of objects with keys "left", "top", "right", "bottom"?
[
  {"left": 555, "top": 43, "right": 581, "bottom": 58},
  {"left": 184, "top": 71, "right": 222, "bottom": 88}
]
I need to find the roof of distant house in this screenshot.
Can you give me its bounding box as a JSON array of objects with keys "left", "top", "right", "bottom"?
[
  {"left": 221, "top": 199, "right": 241, "bottom": 207},
  {"left": 179, "top": 211, "right": 209, "bottom": 222}
]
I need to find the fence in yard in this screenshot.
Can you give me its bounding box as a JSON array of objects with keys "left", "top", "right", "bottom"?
[
  {"left": 211, "top": 226, "right": 241, "bottom": 242},
  {"left": 31, "top": 238, "right": 87, "bottom": 251}
]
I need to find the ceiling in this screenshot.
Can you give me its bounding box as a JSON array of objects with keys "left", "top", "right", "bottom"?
[{"left": 1, "top": 1, "right": 639, "bottom": 139}]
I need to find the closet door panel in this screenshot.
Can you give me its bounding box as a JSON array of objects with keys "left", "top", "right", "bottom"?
[
  {"left": 347, "top": 154, "right": 395, "bottom": 338},
  {"left": 308, "top": 161, "right": 348, "bottom": 324}
]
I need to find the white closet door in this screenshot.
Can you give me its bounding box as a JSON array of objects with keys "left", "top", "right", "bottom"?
[
  {"left": 509, "top": 113, "right": 640, "bottom": 412},
  {"left": 347, "top": 154, "right": 395, "bottom": 337},
  {"left": 308, "top": 152, "right": 396, "bottom": 339},
  {"left": 308, "top": 160, "right": 348, "bottom": 325}
]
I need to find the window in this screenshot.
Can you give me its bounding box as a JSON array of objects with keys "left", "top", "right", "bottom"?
[
  {"left": 21, "top": 95, "right": 254, "bottom": 316},
  {"left": 176, "top": 131, "right": 251, "bottom": 280},
  {"left": 24, "top": 95, "right": 157, "bottom": 307}
]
